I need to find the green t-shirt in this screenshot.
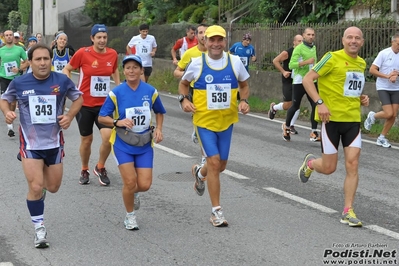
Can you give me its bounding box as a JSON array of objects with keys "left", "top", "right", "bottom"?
[
  {"left": 312, "top": 49, "right": 366, "bottom": 122},
  {"left": 0, "top": 45, "right": 27, "bottom": 80},
  {"left": 288, "top": 42, "right": 317, "bottom": 84}
]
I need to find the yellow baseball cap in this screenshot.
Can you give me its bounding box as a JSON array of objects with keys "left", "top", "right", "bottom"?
[{"left": 205, "top": 25, "right": 226, "bottom": 38}]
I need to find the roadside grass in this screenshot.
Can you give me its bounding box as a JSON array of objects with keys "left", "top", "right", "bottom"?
[{"left": 143, "top": 70, "right": 399, "bottom": 143}]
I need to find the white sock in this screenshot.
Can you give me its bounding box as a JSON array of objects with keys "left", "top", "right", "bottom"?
[
  {"left": 274, "top": 102, "right": 284, "bottom": 111},
  {"left": 127, "top": 211, "right": 135, "bottom": 216},
  {"left": 33, "top": 219, "right": 44, "bottom": 230},
  {"left": 291, "top": 109, "right": 300, "bottom": 126},
  {"left": 198, "top": 168, "right": 205, "bottom": 179},
  {"left": 212, "top": 206, "right": 221, "bottom": 213},
  {"left": 7, "top": 123, "right": 13, "bottom": 130},
  {"left": 379, "top": 134, "right": 385, "bottom": 139}
]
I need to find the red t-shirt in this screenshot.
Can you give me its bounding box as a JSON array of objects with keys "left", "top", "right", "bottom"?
[
  {"left": 69, "top": 46, "right": 118, "bottom": 107},
  {"left": 172, "top": 36, "right": 198, "bottom": 51}
]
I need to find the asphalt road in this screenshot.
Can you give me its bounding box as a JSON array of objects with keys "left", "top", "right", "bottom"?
[{"left": 0, "top": 78, "right": 398, "bottom": 266}]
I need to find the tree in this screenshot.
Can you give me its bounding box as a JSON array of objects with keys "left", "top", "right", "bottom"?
[
  {"left": 239, "top": 0, "right": 357, "bottom": 23},
  {"left": 359, "top": 0, "right": 391, "bottom": 18},
  {"left": 83, "top": 0, "right": 138, "bottom": 26},
  {"left": 0, "top": 0, "right": 18, "bottom": 28},
  {"left": 8, "top": 11, "right": 22, "bottom": 32},
  {"left": 18, "top": 0, "right": 31, "bottom": 25},
  {"left": 240, "top": 0, "right": 313, "bottom": 23}
]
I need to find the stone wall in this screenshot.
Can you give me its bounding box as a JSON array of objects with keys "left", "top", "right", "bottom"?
[{"left": 151, "top": 58, "right": 379, "bottom": 115}]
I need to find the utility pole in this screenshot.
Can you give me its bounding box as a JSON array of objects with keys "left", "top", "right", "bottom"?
[{"left": 392, "top": 0, "right": 398, "bottom": 21}]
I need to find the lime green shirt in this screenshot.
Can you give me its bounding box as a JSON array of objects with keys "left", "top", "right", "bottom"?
[
  {"left": 0, "top": 45, "right": 27, "bottom": 80},
  {"left": 289, "top": 42, "right": 317, "bottom": 84},
  {"left": 312, "top": 49, "right": 366, "bottom": 122}
]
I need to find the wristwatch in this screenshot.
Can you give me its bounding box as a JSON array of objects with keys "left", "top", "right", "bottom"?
[
  {"left": 113, "top": 119, "right": 119, "bottom": 127},
  {"left": 315, "top": 99, "right": 324, "bottom": 105},
  {"left": 240, "top": 99, "right": 249, "bottom": 104},
  {"left": 178, "top": 94, "right": 189, "bottom": 103}
]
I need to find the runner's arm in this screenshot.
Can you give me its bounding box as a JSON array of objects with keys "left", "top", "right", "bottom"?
[
  {"left": 126, "top": 45, "right": 133, "bottom": 55},
  {"left": 62, "top": 63, "right": 74, "bottom": 78},
  {"left": 19, "top": 59, "right": 29, "bottom": 71},
  {"left": 150, "top": 47, "right": 157, "bottom": 57},
  {"left": 272, "top": 51, "right": 289, "bottom": 74},
  {"left": 173, "top": 66, "right": 185, "bottom": 79},
  {"left": 112, "top": 68, "right": 121, "bottom": 86},
  {"left": 171, "top": 47, "right": 178, "bottom": 63},
  {"left": 302, "top": 70, "right": 320, "bottom": 102}
]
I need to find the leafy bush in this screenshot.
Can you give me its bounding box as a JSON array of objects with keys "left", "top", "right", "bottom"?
[
  {"left": 180, "top": 5, "right": 198, "bottom": 22},
  {"left": 189, "top": 6, "right": 208, "bottom": 24},
  {"left": 208, "top": 5, "right": 219, "bottom": 22},
  {"left": 8, "top": 10, "right": 21, "bottom": 32},
  {"left": 167, "top": 9, "right": 180, "bottom": 24}
]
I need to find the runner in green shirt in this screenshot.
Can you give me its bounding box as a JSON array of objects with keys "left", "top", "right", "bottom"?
[{"left": 0, "top": 30, "right": 28, "bottom": 137}]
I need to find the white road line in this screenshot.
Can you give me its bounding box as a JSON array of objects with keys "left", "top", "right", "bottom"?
[
  {"left": 154, "top": 144, "right": 249, "bottom": 180},
  {"left": 266, "top": 187, "right": 399, "bottom": 239},
  {"left": 71, "top": 80, "right": 397, "bottom": 149},
  {"left": 264, "top": 187, "right": 338, "bottom": 214},
  {"left": 223, "top": 169, "right": 250, "bottom": 180},
  {"left": 154, "top": 144, "right": 191, "bottom": 158},
  {"left": 364, "top": 225, "right": 399, "bottom": 240},
  {"left": 0, "top": 263, "right": 14, "bottom": 266},
  {"left": 246, "top": 113, "right": 399, "bottom": 148},
  {"left": 68, "top": 87, "right": 399, "bottom": 239}
]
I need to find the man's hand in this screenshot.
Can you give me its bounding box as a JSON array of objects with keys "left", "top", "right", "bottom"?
[
  {"left": 283, "top": 71, "right": 291, "bottom": 78},
  {"left": 181, "top": 99, "right": 196, "bottom": 113},
  {"left": 5, "top": 111, "right": 17, "bottom": 124},
  {"left": 305, "top": 58, "right": 315, "bottom": 65},
  {"left": 11, "top": 67, "right": 19, "bottom": 74},
  {"left": 238, "top": 101, "right": 250, "bottom": 114},
  {"left": 360, "top": 94, "right": 369, "bottom": 107},
  {"left": 57, "top": 114, "right": 73, "bottom": 129},
  {"left": 317, "top": 104, "right": 331, "bottom": 123}
]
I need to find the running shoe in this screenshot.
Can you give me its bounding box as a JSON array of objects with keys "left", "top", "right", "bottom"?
[
  {"left": 34, "top": 226, "right": 49, "bottom": 248},
  {"left": 210, "top": 208, "right": 228, "bottom": 227},
  {"left": 134, "top": 193, "right": 140, "bottom": 210},
  {"left": 309, "top": 131, "right": 321, "bottom": 142},
  {"left": 79, "top": 170, "right": 90, "bottom": 185},
  {"left": 94, "top": 165, "right": 110, "bottom": 186},
  {"left": 8, "top": 129, "right": 15, "bottom": 137},
  {"left": 124, "top": 213, "right": 139, "bottom": 230},
  {"left": 298, "top": 153, "right": 315, "bottom": 183},
  {"left": 191, "top": 130, "right": 198, "bottom": 144},
  {"left": 363, "top": 111, "right": 375, "bottom": 131},
  {"left": 340, "top": 208, "right": 362, "bottom": 227},
  {"left": 290, "top": 125, "right": 298, "bottom": 134},
  {"left": 282, "top": 123, "right": 290, "bottom": 141},
  {"left": 192, "top": 164, "right": 205, "bottom": 196},
  {"left": 376, "top": 137, "right": 391, "bottom": 148},
  {"left": 268, "top": 102, "right": 276, "bottom": 120}
]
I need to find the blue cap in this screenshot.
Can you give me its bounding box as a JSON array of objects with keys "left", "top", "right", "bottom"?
[
  {"left": 91, "top": 24, "right": 107, "bottom": 36},
  {"left": 122, "top": 55, "right": 142, "bottom": 67},
  {"left": 28, "top": 36, "right": 38, "bottom": 42}
]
